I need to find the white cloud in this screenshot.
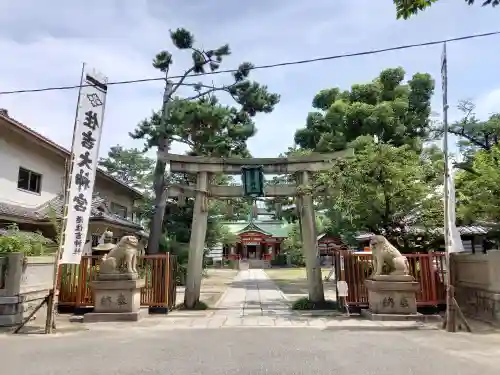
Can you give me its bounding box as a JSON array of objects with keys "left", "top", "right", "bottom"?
[
  {"left": 475, "top": 89, "right": 500, "bottom": 119},
  {"left": 0, "top": 0, "right": 499, "bottom": 161}
]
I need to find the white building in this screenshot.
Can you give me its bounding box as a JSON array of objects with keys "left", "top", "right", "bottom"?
[{"left": 0, "top": 108, "right": 147, "bottom": 246}]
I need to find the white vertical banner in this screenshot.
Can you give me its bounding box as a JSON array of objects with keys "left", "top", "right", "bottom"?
[
  {"left": 447, "top": 165, "right": 465, "bottom": 253},
  {"left": 60, "top": 67, "right": 108, "bottom": 264}
]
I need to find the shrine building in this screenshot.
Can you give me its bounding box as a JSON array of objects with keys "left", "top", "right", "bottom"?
[{"left": 221, "top": 218, "right": 289, "bottom": 260}]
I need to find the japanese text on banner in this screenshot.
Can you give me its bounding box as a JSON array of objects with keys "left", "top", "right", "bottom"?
[{"left": 60, "top": 69, "right": 108, "bottom": 264}]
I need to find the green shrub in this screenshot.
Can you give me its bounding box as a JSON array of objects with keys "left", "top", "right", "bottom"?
[
  {"left": 291, "top": 297, "right": 338, "bottom": 310},
  {"left": 0, "top": 224, "right": 53, "bottom": 256},
  {"left": 270, "top": 254, "right": 287, "bottom": 266}
]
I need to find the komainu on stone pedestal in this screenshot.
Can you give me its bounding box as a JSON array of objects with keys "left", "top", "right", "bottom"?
[
  {"left": 369, "top": 235, "right": 412, "bottom": 281},
  {"left": 84, "top": 235, "right": 146, "bottom": 323},
  {"left": 98, "top": 235, "right": 139, "bottom": 280},
  {"left": 362, "top": 235, "right": 421, "bottom": 321}
]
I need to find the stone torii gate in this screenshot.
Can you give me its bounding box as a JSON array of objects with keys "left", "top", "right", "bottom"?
[{"left": 159, "top": 150, "right": 353, "bottom": 308}]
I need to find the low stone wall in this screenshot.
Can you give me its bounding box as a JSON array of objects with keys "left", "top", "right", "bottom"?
[
  {"left": 0, "top": 253, "right": 55, "bottom": 326},
  {"left": 454, "top": 250, "right": 500, "bottom": 326}
]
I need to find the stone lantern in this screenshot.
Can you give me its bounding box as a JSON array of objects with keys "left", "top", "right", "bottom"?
[{"left": 92, "top": 231, "right": 115, "bottom": 257}]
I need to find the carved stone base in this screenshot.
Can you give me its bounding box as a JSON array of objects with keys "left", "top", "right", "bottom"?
[
  {"left": 83, "top": 309, "right": 147, "bottom": 323},
  {"left": 361, "top": 309, "right": 425, "bottom": 321},
  {"left": 97, "top": 272, "right": 139, "bottom": 281},
  {"left": 365, "top": 279, "right": 419, "bottom": 315},
  {"left": 371, "top": 274, "right": 415, "bottom": 282},
  {"left": 84, "top": 279, "right": 146, "bottom": 323}
]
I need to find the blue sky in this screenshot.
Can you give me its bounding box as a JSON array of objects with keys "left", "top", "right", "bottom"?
[{"left": 0, "top": 0, "right": 499, "bottom": 159}]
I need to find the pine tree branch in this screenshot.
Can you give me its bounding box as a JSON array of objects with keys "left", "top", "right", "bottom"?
[{"left": 184, "top": 82, "right": 238, "bottom": 101}]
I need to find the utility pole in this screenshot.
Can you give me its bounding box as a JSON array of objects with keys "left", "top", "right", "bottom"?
[{"left": 148, "top": 75, "right": 173, "bottom": 254}]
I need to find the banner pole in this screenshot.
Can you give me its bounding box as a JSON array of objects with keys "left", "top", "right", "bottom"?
[{"left": 45, "top": 62, "right": 86, "bottom": 334}]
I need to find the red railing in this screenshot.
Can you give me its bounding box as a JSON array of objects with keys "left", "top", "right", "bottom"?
[
  {"left": 334, "top": 251, "right": 446, "bottom": 307},
  {"left": 58, "top": 254, "right": 177, "bottom": 310}
]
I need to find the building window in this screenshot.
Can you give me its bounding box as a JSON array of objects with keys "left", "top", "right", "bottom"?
[
  {"left": 17, "top": 167, "right": 42, "bottom": 194},
  {"left": 111, "top": 202, "right": 128, "bottom": 218}
]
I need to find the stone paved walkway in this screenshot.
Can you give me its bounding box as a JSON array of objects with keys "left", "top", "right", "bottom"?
[
  {"left": 212, "top": 268, "right": 290, "bottom": 317},
  {"left": 114, "top": 269, "right": 432, "bottom": 331},
  {"left": 0, "top": 269, "right": 436, "bottom": 335}
]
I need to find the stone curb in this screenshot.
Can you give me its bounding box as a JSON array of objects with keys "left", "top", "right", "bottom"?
[{"left": 322, "top": 324, "right": 435, "bottom": 332}]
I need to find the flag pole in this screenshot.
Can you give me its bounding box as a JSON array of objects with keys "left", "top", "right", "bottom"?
[
  {"left": 45, "top": 62, "right": 86, "bottom": 334},
  {"left": 441, "top": 42, "right": 457, "bottom": 332}
]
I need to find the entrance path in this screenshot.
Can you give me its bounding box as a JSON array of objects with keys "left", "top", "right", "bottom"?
[
  {"left": 145, "top": 268, "right": 429, "bottom": 329},
  {"left": 212, "top": 268, "right": 290, "bottom": 318}
]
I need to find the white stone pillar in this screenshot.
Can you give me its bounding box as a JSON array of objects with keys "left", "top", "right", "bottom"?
[{"left": 184, "top": 171, "right": 209, "bottom": 308}]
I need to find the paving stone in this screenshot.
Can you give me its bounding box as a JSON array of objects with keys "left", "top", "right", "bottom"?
[{"left": 224, "top": 317, "right": 243, "bottom": 326}]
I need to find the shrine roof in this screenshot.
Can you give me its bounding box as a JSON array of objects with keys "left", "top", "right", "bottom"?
[
  {"left": 0, "top": 193, "right": 143, "bottom": 232},
  {"left": 222, "top": 220, "right": 290, "bottom": 238}
]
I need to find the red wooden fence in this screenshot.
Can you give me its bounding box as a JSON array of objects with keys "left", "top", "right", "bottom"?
[
  {"left": 58, "top": 254, "right": 177, "bottom": 310},
  {"left": 334, "top": 251, "right": 446, "bottom": 307}
]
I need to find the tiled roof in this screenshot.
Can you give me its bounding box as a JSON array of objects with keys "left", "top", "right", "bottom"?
[
  {"left": 0, "top": 193, "right": 143, "bottom": 231},
  {"left": 0, "top": 201, "right": 39, "bottom": 219},
  {"left": 223, "top": 220, "right": 290, "bottom": 238},
  {"left": 355, "top": 225, "right": 493, "bottom": 241}
]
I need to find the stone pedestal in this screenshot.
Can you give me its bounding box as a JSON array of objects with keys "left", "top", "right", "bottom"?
[
  {"left": 362, "top": 276, "right": 422, "bottom": 321},
  {"left": 84, "top": 278, "right": 146, "bottom": 323}
]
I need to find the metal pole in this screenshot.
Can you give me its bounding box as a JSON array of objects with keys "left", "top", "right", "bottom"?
[
  {"left": 441, "top": 43, "right": 455, "bottom": 332},
  {"left": 45, "top": 62, "right": 86, "bottom": 334}
]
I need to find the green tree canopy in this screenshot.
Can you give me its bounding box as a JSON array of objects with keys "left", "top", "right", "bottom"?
[
  {"left": 316, "top": 140, "right": 444, "bottom": 251},
  {"left": 442, "top": 100, "right": 500, "bottom": 174},
  {"left": 393, "top": 0, "right": 498, "bottom": 20},
  {"left": 129, "top": 28, "right": 280, "bottom": 254},
  {"left": 456, "top": 146, "right": 500, "bottom": 223},
  {"left": 98, "top": 145, "right": 154, "bottom": 190},
  {"left": 294, "top": 67, "right": 434, "bottom": 153}
]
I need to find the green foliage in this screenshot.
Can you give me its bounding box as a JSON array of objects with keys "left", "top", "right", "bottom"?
[
  {"left": 0, "top": 224, "right": 53, "bottom": 256},
  {"left": 291, "top": 297, "right": 338, "bottom": 310},
  {"left": 98, "top": 146, "right": 155, "bottom": 225},
  {"left": 393, "top": 0, "right": 498, "bottom": 19},
  {"left": 130, "top": 28, "right": 280, "bottom": 156},
  {"left": 270, "top": 254, "right": 288, "bottom": 266},
  {"left": 129, "top": 27, "right": 279, "bottom": 254},
  {"left": 132, "top": 96, "right": 259, "bottom": 158},
  {"left": 282, "top": 223, "right": 305, "bottom": 266},
  {"left": 99, "top": 145, "right": 155, "bottom": 190},
  {"left": 317, "top": 140, "right": 444, "bottom": 251},
  {"left": 217, "top": 226, "right": 239, "bottom": 245},
  {"left": 294, "top": 67, "right": 434, "bottom": 153},
  {"left": 456, "top": 146, "right": 500, "bottom": 223},
  {"left": 443, "top": 100, "right": 500, "bottom": 174},
  {"left": 158, "top": 235, "right": 189, "bottom": 284}
]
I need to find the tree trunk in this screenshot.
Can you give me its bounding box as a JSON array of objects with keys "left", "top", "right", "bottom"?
[
  {"left": 297, "top": 171, "right": 325, "bottom": 303},
  {"left": 147, "top": 138, "right": 169, "bottom": 254}
]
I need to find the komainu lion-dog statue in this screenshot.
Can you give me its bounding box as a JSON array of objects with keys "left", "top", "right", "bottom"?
[
  {"left": 369, "top": 235, "right": 410, "bottom": 278},
  {"left": 99, "top": 235, "right": 139, "bottom": 279}
]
